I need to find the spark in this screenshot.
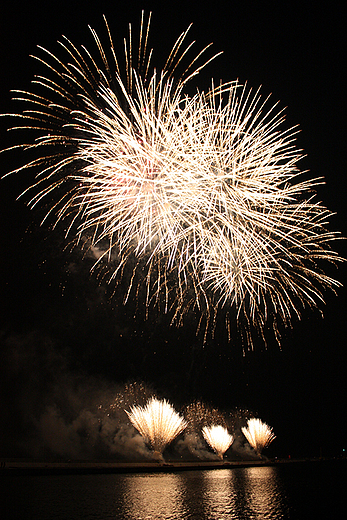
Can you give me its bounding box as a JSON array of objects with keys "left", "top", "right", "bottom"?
[
  {"left": 110, "top": 382, "right": 155, "bottom": 413},
  {"left": 202, "top": 424, "right": 234, "bottom": 460},
  {"left": 1, "top": 11, "right": 344, "bottom": 346},
  {"left": 241, "top": 418, "right": 276, "bottom": 456},
  {"left": 184, "top": 401, "right": 226, "bottom": 433},
  {"left": 125, "top": 397, "right": 187, "bottom": 459}
]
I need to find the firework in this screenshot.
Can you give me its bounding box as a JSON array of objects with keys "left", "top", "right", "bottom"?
[
  {"left": 241, "top": 418, "right": 276, "bottom": 456},
  {"left": 202, "top": 425, "right": 234, "bottom": 460},
  {"left": 110, "top": 382, "right": 156, "bottom": 412},
  {"left": 125, "top": 397, "right": 187, "bottom": 459},
  {"left": 2, "top": 12, "right": 344, "bottom": 346},
  {"left": 183, "top": 401, "right": 226, "bottom": 433}
]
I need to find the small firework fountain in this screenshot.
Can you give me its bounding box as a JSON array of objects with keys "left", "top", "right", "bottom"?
[
  {"left": 202, "top": 425, "right": 234, "bottom": 460},
  {"left": 241, "top": 418, "right": 276, "bottom": 456},
  {"left": 126, "top": 397, "right": 187, "bottom": 460}
]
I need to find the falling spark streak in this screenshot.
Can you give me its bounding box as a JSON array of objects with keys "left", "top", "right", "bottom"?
[
  {"left": 125, "top": 397, "right": 187, "bottom": 459},
  {"left": 1, "top": 11, "right": 344, "bottom": 346},
  {"left": 241, "top": 418, "right": 276, "bottom": 456},
  {"left": 202, "top": 425, "right": 234, "bottom": 460}
]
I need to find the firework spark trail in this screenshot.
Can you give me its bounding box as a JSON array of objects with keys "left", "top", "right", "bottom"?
[
  {"left": 183, "top": 401, "right": 227, "bottom": 432},
  {"left": 202, "top": 425, "right": 234, "bottom": 460},
  {"left": 241, "top": 418, "right": 276, "bottom": 456},
  {"left": 1, "top": 11, "right": 344, "bottom": 346},
  {"left": 125, "top": 397, "right": 187, "bottom": 459}
]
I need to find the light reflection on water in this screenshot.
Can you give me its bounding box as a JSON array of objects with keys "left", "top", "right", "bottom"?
[
  {"left": 203, "top": 467, "right": 288, "bottom": 518},
  {"left": 118, "top": 467, "right": 289, "bottom": 519},
  {"left": 234, "top": 467, "right": 289, "bottom": 518},
  {"left": 1, "top": 461, "right": 344, "bottom": 519},
  {"left": 121, "top": 472, "right": 187, "bottom": 519}
]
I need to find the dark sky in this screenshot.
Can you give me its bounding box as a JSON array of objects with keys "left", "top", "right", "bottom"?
[{"left": 0, "top": 1, "right": 346, "bottom": 460}]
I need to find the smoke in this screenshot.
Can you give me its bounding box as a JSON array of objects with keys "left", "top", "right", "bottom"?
[
  {"left": 176, "top": 432, "right": 218, "bottom": 460},
  {"left": 36, "top": 406, "right": 153, "bottom": 461},
  {"left": 38, "top": 406, "right": 96, "bottom": 459},
  {"left": 0, "top": 330, "right": 261, "bottom": 461},
  {"left": 0, "top": 330, "right": 156, "bottom": 460},
  {"left": 176, "top": 428, "right": 260, "bottom": 461},
  {"left": 231, "top": 432, "right": 261, "bottom": 460},
  {"left": 110, "top": 424, "right": 153, "bottom": 460},
  {"left": 33, "top": 378, "right": 162, "bottom": 461}
]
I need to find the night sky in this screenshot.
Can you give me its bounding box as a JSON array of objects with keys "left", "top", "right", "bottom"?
[{"left": 0, "top": 1, "right": 346, "bottom": 461}]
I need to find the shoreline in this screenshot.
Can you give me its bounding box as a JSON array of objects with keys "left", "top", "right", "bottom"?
[{"left": 0, "top": 457, "right": 343, "bottom": 475}]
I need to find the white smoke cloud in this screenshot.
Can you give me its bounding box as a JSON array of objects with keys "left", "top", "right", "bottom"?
[
  {"left": 176, "top": 432, "right": 218, "bottom": 460},
  {"left": 37, "top": 406, "right": 155, "bottom": 460}
]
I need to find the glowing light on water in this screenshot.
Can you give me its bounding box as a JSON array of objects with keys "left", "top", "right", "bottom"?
[
  {"left": 2, "top": 11, "right": 344, "bottom": 345},
  {"left": 241, "top": 418, "right": 276, "bottom": 456},
  {"left": 202, "top": 425, "right": 234, "bottom": 460},
  {"left": 126, "top": 397, "right": 187, "bottom": 459}
]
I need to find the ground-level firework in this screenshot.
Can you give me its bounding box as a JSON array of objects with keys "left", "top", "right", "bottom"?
[
  {"left": 202, "top": 425, "right": 234, "bottom": 460},
  {"left": 125, "top": 397, "right": 187, "bottom": 460},
  {"left": 241, "top": 418, "right": 276, "bottom": 456},
  {"left": 2, "top": 11, "right": 344, "bottom": 346}
]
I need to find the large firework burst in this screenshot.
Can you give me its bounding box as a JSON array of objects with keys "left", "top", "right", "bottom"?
[{"left": 1, "top": 12, "right": 343, "bottom": 346}]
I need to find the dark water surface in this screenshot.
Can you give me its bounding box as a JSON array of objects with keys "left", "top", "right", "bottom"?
[{"left": 1, "top": 460, "right": 345, "bottom": 519}]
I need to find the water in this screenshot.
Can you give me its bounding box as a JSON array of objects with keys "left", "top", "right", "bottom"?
[{"left": 0, "top": 460, "right": 345, "bottom": 519}]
